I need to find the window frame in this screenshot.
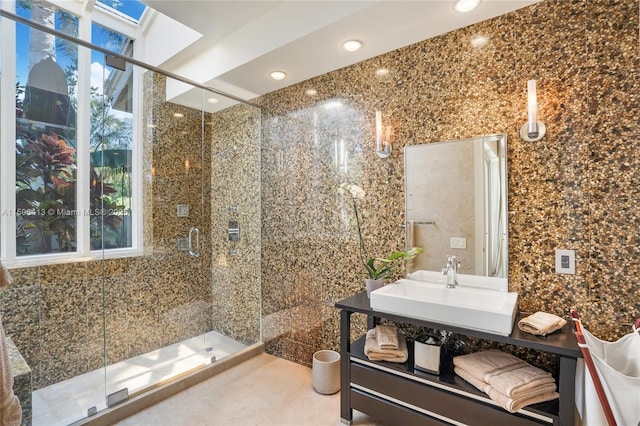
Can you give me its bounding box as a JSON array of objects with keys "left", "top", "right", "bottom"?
[{"left": 0, "top": 0, "right": 145, "bottom": 267}]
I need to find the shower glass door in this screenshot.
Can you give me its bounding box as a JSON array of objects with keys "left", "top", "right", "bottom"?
[
  {"left": 93, "top": 40, "right": 263, "bottom": 419},
  {"left": 99, "top": 64, "right": 263, "bottom": 405},
  {"left": 100, "top": 67, "right": 214, "bottom": 402}
]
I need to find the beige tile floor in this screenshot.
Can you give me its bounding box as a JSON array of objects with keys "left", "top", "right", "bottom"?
[{"left": 114, "top": 353, "right": 384, "bottom": 426}]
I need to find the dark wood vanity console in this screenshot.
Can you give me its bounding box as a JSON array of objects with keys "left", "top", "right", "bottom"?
[{"left": 335, "top": 292, "right": 582, "bottom": 426}]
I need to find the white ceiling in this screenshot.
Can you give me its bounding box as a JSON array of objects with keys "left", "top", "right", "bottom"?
[{"left": 141, "top": 0, "right": 539, "bottom": 109}]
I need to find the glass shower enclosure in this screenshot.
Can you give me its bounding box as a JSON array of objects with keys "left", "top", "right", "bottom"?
[{"left": 0, "top": 6, "right": 261, "bottom": 425}]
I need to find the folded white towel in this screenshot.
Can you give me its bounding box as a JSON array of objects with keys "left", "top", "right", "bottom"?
[
  {"left": 518, "top": 312, "right": 567, "bottom": 336},
  {"left": 455, "top": 366, "right": 559, "bottom": 413},
  {"left": 364, "top": 329, "right": 408, "bottom": 363},
  {"left": 454, "top": 367, "right": 490, "bottom": 393},
  {"left": 375, "top": 325, "right": 399, "bottom": 350},
  {"left": 0, "top": 318, "right": 22, "bottom": 426},
  {"left": 453, "top": 350, "right": 527, "bottom": 383},
  {"left": 487, "top": 387, "right": 559, "bottom": 413},
  {"left": 488, "top": 364, "right": 556, "bottom": 399},
  {"left": 454, "top": 350, "right": 559, "bottom": 414}
]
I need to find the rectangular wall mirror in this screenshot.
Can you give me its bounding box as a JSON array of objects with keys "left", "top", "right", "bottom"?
[{"left": 405, "top": 134, "right": 508, "bottom": 278}]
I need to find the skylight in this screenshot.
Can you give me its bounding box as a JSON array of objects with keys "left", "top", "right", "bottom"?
[{"left": 97, "top": 0, "right": 146, "bottom": 22}]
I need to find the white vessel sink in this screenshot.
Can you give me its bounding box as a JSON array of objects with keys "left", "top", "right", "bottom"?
[{"left": 369, "top": 278, "right": 518, "bottom": 336}]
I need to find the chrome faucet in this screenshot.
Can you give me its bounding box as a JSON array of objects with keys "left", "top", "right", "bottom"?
[{"left": 442, "top": 255, "right": 460, "bottom": 288}]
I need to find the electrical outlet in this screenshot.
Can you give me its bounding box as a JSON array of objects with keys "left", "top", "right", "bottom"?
[
  {"left": 450, "top": 237, "right": 467, "bottom": 249},
  {"left": 555, "top": 249, "right": 575, "bottom": 274}
]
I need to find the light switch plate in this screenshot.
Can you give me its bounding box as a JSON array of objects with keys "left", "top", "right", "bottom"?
[{"left": 555, "top": 249, "right": 575, "bottom": 274}]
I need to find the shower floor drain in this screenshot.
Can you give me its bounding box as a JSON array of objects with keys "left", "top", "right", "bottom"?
[{"left": 205, "top": 347, "right": 214, "bottom": 352}]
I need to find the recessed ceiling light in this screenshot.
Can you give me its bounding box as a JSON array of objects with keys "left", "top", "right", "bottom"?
[
  {"left": 454, "top": 0, "right": 480, "bottom": 12},
  {"left": 270, "top": 71, "right": 287, "bottom": 80},
  {"left": 207, "top": 97, "right": 219, "bottom": 104},
  {"left": 342, "top": 40, "right": 363, "bottom": 52},
  {"left": 305, "top": 89, "right": 317, "bottom": 96},
  {"left": 375, "top": 68, "right": 390, "bottom": 76},
  {"left": 173, "top": 112, "right": 184, "bottom": 118}
]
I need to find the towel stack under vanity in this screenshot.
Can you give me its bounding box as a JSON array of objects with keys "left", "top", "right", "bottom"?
[
  {"left": 453, "top": 350, "right": 559, "bottom": 413},
  {"left": 364, "top": 325, "right": 408, "bottom": 363}
]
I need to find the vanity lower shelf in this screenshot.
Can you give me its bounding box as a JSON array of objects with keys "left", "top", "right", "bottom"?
[
  {"left": 336, "top": 291, "right": 581, "bottom": 426},
  {"left": 348, "top": 336, "right": 557, "bottom": 425}
]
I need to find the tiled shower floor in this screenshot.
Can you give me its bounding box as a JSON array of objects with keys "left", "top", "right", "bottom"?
[{"left": 32, "top": 331, "right": 246, "bottom": 426}]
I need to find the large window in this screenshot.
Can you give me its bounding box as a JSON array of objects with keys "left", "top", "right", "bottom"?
[
  {"left": 15, "top": 2, "right": 79, "bottom": 256},
  {"left": 1, "top": 0, "right": 143, "bottom": 265}
]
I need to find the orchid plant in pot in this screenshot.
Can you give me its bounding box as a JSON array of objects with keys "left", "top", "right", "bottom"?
[{"left": 339, "top": 183, "right": 423, "bottom": 297}]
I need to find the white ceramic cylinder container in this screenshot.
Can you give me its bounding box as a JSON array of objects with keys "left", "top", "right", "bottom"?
[{"left": 312, "top": 350, "right": 341, "bottom": 394}]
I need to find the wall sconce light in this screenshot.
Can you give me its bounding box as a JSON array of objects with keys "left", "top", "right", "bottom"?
[
  {"left": 520, "top": 79, "right": 546, "bottom": 142},
  {"left": 375, "top": 111, "right": 392, "bottom": 158}
]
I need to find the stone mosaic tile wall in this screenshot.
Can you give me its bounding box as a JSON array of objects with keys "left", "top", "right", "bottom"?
[
  {"left": 257, "top": 0, "right": 639, "bottom": 367},
  {"left": 210, "top": 104, "right": 262, "bottom": 345}
]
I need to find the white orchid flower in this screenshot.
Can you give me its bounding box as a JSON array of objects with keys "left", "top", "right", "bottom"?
[
  {"left": 338, "top": 183, "right": 365, "bottom": 200},
  {"left": 339, "top": 181, "right": 423, "bottom": 281},
  {"left": 349, "top": 185, "right": 365, "bottom": 200}
]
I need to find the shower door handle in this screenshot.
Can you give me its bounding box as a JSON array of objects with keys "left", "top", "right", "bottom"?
[{"left": 188, "top": 227, "right": 200, "bottom": 257}]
